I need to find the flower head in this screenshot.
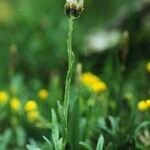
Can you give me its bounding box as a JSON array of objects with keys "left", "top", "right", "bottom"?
[
  {"left": 66, "top": 0, "right": 77, "bottom": 4},
  {"left": 38, "top": 89, "right": 49, "bottom": 100},
  {"left": 91, "top": 81, "right": 107, "bottom": 93},
  {"left": 80, "top": 72, "right": 99, "bottom": 86},
  {"left": 65, "top": 0, "right": 84, "bottom": 19},
  {"left": 137, "top": 100, "right": 148, "bottom": 112},
  {"left": 0, "top": 91, "right": 8, "bottom": 104},
  {"left": 80, "top": 72, "right": 107, "bottom": 93},
  {"left": 10, "top": 97, "right": 21, "bottom": 111},
  {"left": 24, "top": 100, "right": 38, "bottom": 112},
  {"left": 146, "top": 99, "right": 150, "bottom": 107},
  {"left": 146, "top": 62, "right": 150, "bottom": 73}
]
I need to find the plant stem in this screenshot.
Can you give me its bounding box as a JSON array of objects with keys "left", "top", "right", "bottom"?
[{"left": 63, "top": 17, "right": 75, "bottom": 143}]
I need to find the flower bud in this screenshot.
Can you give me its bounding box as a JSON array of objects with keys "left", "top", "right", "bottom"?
[{"left": 65, "top": 0, "right": 84, "bottom": 19}]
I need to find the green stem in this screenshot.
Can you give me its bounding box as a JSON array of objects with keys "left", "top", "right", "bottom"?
[{"left": 63, "top": 17, "right": 75, "bottom": 143}]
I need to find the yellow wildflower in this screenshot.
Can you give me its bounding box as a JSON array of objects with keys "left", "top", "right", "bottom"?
[
  {"left": 24, "top": 100, "right": 38, "bottom": 112},
  {"left": 146, "top": 62, "right": 150, "bottom": 73},
  {"left": 146, "top": 99, "right": 150, "bottom": 107},
  {"left": 137, "top": 100, "right": 148, "bottom": 112},
  {"left": 10, "top": 97, "right": 21, "bottom": 111},
  {"left": 27, "top": 111, "right": 39, "bottom": 122},
  {"left": 80, "top": 72, "right": 107, "bottom": 93},
  {"left": 91, "top": 81, "right": 107, "bottom": 93},
  {"left": 38, "top": 89, "right": 48, "bottom": 100},
  {"left": 0, "top": 91, "right": 8, "bottom": 104},
  {"left": 80, "top": 72, "right": 100, "bottom": 86}
]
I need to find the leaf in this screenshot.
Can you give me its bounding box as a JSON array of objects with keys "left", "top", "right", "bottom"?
[
  {"left": 58, "top": 138, "right": 64, "bottom": 150},
  {"left": 42, "top": 136, "right": 53, "bottom": 150},
  {"left": 26, "top": 139, "right": 41, "bottom": 150},
  {"left": 51, "top": 109, "right": 59, "bottom": 150},
  {"left": 96, "top": 135, "right": 104, "bottom": 150},
  {"left": 0, "top": 128, "right": 12, "bottom": 150},
  {"left": 68, "top": 95, "right": 80, "bottom": 150},
  {"left": 79, "top": 141, "right": 92, "bottom": 150},
  {"left": 15, "top": 126, "right": 26, "bottom": 147},
  {"left": 26, "top": 144, "right": 41, "bottom": 150},
  {"left": 97, "top": 118, "right": 112, "bottom": 135},
  {"left": 57, "top": 100, "right": 65, "bottom": 126},
  {"left": 97, "top": 116, "right": 119, "bottom": 136},
  {"left": 135, "top": 121, "right": 150, "bottom": 135},
  {"left": 57, "top": 100, "right": 67, "bottom": 138},
  {"left": 108, "top": 116, "right": 119, "bottom": 136},
  {"left": 134, "top": 121, "right": 150, "bottom": 150}
]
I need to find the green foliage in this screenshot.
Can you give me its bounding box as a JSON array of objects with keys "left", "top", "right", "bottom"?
[
  {"left": 96, "top": 135, "right": 104, "bottom": 150},
  {"left": 0, "top": 129, "right": 12, "bottom": 150},
  {"left": 0, "top": 0, "right": 150, "bottom": 149}
]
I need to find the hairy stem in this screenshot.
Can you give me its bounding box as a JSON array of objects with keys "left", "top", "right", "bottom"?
[{"left": 63, "top": 17, "right": 75, "bottom": 143}]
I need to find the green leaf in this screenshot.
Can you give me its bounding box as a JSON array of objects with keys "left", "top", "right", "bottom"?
[
  {"left": 0, "top": 128, "right": 12, "bottom": 150},
  {"left": 51, "top": 109, "right": 59, "bottom": 150},
  {"left": 58, "top": 138, "right": 64, "bottom": 150},
  {"left": 79, "top": 141, "right": 92, "bottom": 150},
  {"left": 57, "top": 100, "right": 65, "bottom": 126},
  {"left": 135, "top": 121, "right": 150, "bottom": 134},
  {"left": 68, "top": 95, "right": 80, "bottom": 150},
  {"left": 42, "top": 136, "right": 53, "bottom": 150},
  {"left": 15, "top": 126, "right": 26, "bottom": 147},
  {"left": 134, "top": 121, "right": 150, "bottom": 150},
  {"left": 26, "top": 139, "right": 41, "bottom": 150},
  {"left": 26, "top": 144, "right": 41, "bottom": 150},
  {"left": 97, "top": 116, "right": 118, "bottom": 137},
  {"left": 96, "top": 135, "right": 104, "bottom": 150},
  {"left": 108, "top": 116, "right": 119, "bottom": 136}
]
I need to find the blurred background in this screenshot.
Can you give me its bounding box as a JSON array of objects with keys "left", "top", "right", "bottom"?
[
  {"left": 0, "top": 0, "right": 150, "bottom": 149},
  {"left": 0, "top": 0, "right": 149, "bottom": 85}
]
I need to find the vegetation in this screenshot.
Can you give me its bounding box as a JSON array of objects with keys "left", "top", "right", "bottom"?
[{"left": 0, "top": 0, "right": 150, "bottom": 149}]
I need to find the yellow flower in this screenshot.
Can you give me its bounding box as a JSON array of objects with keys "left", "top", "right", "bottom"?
[
  {"left": 24, "top": 100, "right": 38, "bottom": 112},
  {"left": 91, "top": 81, "right": 107, "bottom": 93},
  {"left": 80, "top": 72, "right": 100, "bottom": 86},
  {"left": 0, "top": 91, "right": 8, "bottom": 104},
  {"left": 10, "top": 97, "right": 21, "bottom": 111},
  {"left": 146, "top": 62, "right": 150, "bottom": 73},
  {"left": 146, "top": 99, "right": 150, "bottom": 107},
  {"left": 80, "top": 72, "right": 107, "bottom": 93},
  {"left": 27, "top": 111, "right": 39, "bottom": 122},
  {"left": 137, "top": 100, "right": 148, "bottom": 112},
  {"left": 38, "top": 89, "right": 48, "bottom": 100}
]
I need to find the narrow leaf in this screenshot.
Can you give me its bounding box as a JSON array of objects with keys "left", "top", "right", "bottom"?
[{"left": 96, "top": 135, "right": 104, "bottom": 150}]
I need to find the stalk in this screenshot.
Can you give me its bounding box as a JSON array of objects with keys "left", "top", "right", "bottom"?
[
  {"left": 63, "top": 17, "right": 75, "bottom": 143},
  {"left": 63, "top": 0, "right": 84, "bottom": 145}
]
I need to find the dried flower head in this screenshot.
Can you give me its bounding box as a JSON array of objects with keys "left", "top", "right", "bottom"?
[{"left": 65, "top": 0, "right": 84, "bottom": 19}]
